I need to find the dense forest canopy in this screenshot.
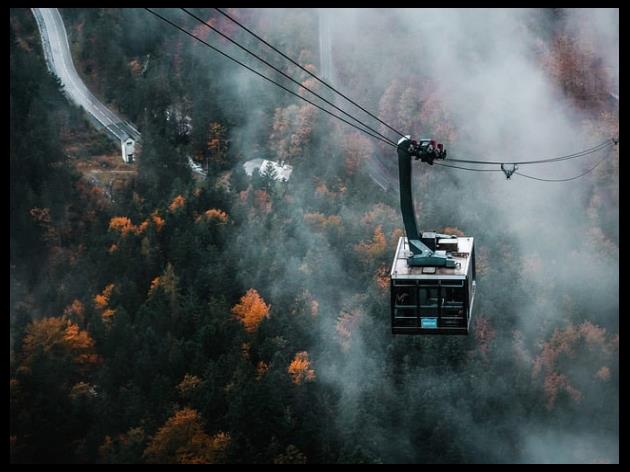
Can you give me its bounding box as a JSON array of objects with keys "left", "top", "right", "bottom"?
[{"left": 10, "top": 8, "right": 618, "bottom": 463}]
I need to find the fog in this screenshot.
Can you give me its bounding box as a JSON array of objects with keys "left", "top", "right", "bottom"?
[{"left": 202, "top": 8, "right": 617, "bottom": 463}]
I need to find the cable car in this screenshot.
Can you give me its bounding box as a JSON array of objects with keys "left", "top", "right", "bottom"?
[
  {"left": 390, "top": 137, "right": 476, "bottom": 334},
  {"left": 391, "top": 234, "right": 476, "bottom": 334}
]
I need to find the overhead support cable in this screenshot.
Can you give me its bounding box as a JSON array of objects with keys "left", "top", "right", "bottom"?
[
  {"left": 514, "top": 156, "right": 608, "bottom": 182},
  {"left": 434, "top": 162, "right": 503, "bottom": 173},
  {"left": 437, "top": 153, "right": 612, "bottom": 183},
  {"left": 181, "top": 8, "right": 397, "bottom": 147},
  {"left": 145, "top": 8, "right": 397, "bottom": 148},
  {"left": 214, "top": 7, "right": 408, "bottom": 140},
  {"left": 445, "top": 138, "right": 617, "bottom": 166}
]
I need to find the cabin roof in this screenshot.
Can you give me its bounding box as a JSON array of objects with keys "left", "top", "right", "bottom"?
[{"left": 390, "top": 236, "right": 473, "bottom": 280}]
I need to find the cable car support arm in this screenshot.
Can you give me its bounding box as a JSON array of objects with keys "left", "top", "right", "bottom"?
[{"left": 397, "top": 136, "right": 457, "bottom": 268}]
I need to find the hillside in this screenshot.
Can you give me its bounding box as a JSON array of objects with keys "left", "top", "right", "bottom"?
[{"left": 10, "top": 8, "right": 619, "bottom": 464}]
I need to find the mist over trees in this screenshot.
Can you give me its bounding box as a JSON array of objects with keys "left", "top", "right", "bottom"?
[{"left": 10, "top": 8, "right": 618, "bottom": 463}]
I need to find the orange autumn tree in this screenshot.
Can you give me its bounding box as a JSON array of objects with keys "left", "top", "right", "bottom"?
[
  {"left": 354, "top": 225, "right": 387, "bottom": 260},
  {"left": 63, "top": 299, "right": 85, "bottom": 326},
  {"left": 94, "top": 283, "right": 116, "bottom": 324},
  {"left": 532, "top": 321, "right": 616, "bottom": 410},
  {"left": 361, "top": 203, "right": 398, "bottom": 228},
  {"left": 231, "top": 289, "right": 271, "bottom": 333},
  {"left": 109, "top": 216, "right": 137, "bottom": 237},
  {"left": 288, "top": 351, "right": 315, "bottom": 384},
  {"left": 148, "top": 263, "right": 180, "bottom": 308},
  {"left": 22, "top": 316, "right": 99, "bottom": 368},
  {"left": 206, "top": 122, "right": 228, "bottom": 167},
  {"left": 303, "top": 212, "right": 342, "bottom": 233},
  {"left": 169, "top": 195, "right": 186, "bottom": 213},
  {"left": 205, "top": 209, "right": 229, "bottom": 224},
  {"left": 109, "top": 214, "right": 160, "bottom": 245},
  {"left": 143, "top": 408, "right": 230, "bottom": 464},
  {"left": 94, "top": 283, "right": 114, "bottom": 310},
  {"left": 148, "top": 264, "right": 178, "bottom": 297},
  {"left": 196, "top": 209, "right": 229, "bottom": 225},
  {"left": 269, "top": 104, "right": 316, "bottom": 163}
]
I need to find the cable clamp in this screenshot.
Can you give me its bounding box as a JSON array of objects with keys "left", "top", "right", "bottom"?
[{"left": 501, "top": 163, "right": 518, "bottom": 179}]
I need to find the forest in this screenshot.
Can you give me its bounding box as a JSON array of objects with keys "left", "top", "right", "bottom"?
[{"left": 10, "top": 8, "right": 618, "bottom": 463}]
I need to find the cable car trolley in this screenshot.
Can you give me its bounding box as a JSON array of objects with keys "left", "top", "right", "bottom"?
[{"left": 390, "top": 136, "right": 476, "bottom": 335}]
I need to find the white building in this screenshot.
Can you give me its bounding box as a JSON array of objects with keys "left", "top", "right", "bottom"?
[
  {"left": 122, "top": 138, "right": 135, "bottom": 163},
  {"left": 243, "top": 159, "right": 293, "bottom": 182}
]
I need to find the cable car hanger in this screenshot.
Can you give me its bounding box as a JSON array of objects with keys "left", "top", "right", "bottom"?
[{"left": 397, "top": 136, "right": 457, "bottom": 268}]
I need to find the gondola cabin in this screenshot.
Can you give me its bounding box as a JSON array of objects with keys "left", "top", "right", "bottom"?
[{"left": 390, "top": 236, "right": 476, "bottom": 335}]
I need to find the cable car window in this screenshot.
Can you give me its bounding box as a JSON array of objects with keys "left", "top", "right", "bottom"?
[
  {"left": 442, "top": 286, "right": 465, "bottom": 317},
  {"left": 394, "top": 286, "right": 416, "bottom": 307},
  {"left": 419, "top": 287, "right": 439, "bottom": 316},
  {"left": 443, "top": 287, "right": 464, "bottom": 303}
]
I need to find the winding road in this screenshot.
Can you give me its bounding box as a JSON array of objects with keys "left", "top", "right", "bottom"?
[
  {"left": 32, "top": 8, "right": 141, "bottom": 145},
  {"left": 31, "top": 7, "right": 209, "bottom": 175}
]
